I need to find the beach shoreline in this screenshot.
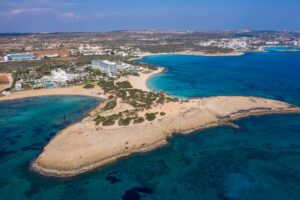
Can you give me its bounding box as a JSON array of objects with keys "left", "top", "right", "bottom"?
[
  {"left": 130, "top": 51, "right": 245, "bottom": 61},
  {"left": 0, "top": 85, "right": 107, "bottom": 102},
  {"left": 0, "top": 67, "right": 161, "bottom": 101}
]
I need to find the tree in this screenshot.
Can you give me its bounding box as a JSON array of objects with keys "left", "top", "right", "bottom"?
[{"left": 145, "top": 113, "right": 156, "bottom": 121}]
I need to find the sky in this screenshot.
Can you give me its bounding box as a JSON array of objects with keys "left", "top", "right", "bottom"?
[{"left": 1, "top": 0, "right": 300, "bottom": 32}]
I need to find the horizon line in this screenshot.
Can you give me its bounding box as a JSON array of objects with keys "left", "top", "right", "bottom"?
[{"left": 1, "top": 29, "right": 300, "bottom": 35}]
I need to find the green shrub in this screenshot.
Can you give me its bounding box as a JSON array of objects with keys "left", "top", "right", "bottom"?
[
  {"left": 166, "top": 97, "right": 179, "bottom": 102},
  {"left": 133, "top": 117, "right": 144, "bottom": 124},
  {"left": 145, "top": 113, "right": 156, "bottom": 121},
  {"left": 102, "top": 99, "right": 117, "bottom": 110},
  {"left": 98, "top": 80, "right": 117, "bottom": 92},
  {"left": 116, "top": 81, "right": 132, "bottom": 89},
  {"left": 160, "top": 112, "right": 166, "bottom": 116},
  {"left": 94, "top": 115, "right": 106, "bottom": 125},
  {"left": 118, "top": 117, "right": 132, "bottom": 126},
  {"left": 116, "top": 90, "right": 127, "bottom": 99},
  {"left": 83, "top": 83, "right": 95, "bottom": 89},
  {"left": 102, "top": 119, "right": 115, "bottom": 126}
]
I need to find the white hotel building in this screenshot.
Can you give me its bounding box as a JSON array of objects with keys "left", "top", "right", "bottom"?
[{"left": 91, "top": 60, "right": 118, "bottom": 77}]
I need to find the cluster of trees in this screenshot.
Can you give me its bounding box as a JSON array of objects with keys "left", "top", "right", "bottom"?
[
  {"left": 98, "top": 79, "right": 178, "bottom": 110},
  {"left": 94, "top": 112, "right": 146, "bottom": 127},
  {"left": 94, "top": 78, "right": 177, "bottom": 126},
  {"left": 94, "top": 111, "right": 164, "bottom": 127}
]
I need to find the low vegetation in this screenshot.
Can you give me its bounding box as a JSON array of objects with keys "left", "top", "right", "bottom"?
[
  {"left": 102, "top": 99, "right": 117, "bottom": 110},
  {"left": 133, "top": 117, "right": 145, "bottom": 124},
  {"left": 160, "top": 112, "right": 166, "bottom": 116},
  {"left": 116, "top": 81, "right": 132, "bottom": 89},
  {"left": 83, "top": 83, "right": 95, "bottom": 89},
  {"left": 94, "top": 77, "right": 176, "bottom": 126},
  {"left": 145, "top": 113, "right": 156, "bottom": 121},
  {"left": 118, "top": 117, "right": 132, "bottom": 126}
]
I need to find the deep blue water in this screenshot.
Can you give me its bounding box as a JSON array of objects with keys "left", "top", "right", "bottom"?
[
  {"left": 141, "top": 51, "right": 300, "bottom": 106},
  {"left": 1, "top": 51, "right": 300, "bottom": 200}
]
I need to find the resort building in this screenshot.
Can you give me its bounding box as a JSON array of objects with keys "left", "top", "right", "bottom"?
[
  {"left": 91, "top": 60, "right": 118, "bottom": 77},
  {"left": 41, "top": 68, "right": 78, "bottom": 83},
  {"left": 7, "top": 53, "right": 36, "bottom": 61},
  {"left": 118, "top": 63, "right": 142, "bottom": 72}
]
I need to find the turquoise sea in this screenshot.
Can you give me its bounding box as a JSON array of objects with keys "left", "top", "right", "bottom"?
[
  {"left": 141, "top": 51, "right": 300, "bottom": 106},
  {"left": 1, "top": 50, "right": 300, "bottom": 199}
]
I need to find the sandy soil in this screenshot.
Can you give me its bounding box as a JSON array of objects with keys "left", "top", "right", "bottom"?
[{"left": 31, "top": 96, "right": 300, "bottom": 177}]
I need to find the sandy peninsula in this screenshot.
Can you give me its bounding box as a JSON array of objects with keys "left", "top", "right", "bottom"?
[{"left": 31, "top": 95, "right": 300, "bottom": 177}]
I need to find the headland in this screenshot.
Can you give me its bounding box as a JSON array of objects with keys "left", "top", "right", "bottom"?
[{"left": 132, "top": 51, "right": 245, "bottom": 61}]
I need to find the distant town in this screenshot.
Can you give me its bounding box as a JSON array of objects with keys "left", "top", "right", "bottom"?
[{"left": 0, "top": 30, "right": 300, "bottom": 95}]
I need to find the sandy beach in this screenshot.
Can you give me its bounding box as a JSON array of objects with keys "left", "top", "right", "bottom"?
[
  {"left": 0, "top": 85, "right": 106, "bottom": 102},
  {"left": 118, "top": 67, "right": 164, "bottom": 92}
]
